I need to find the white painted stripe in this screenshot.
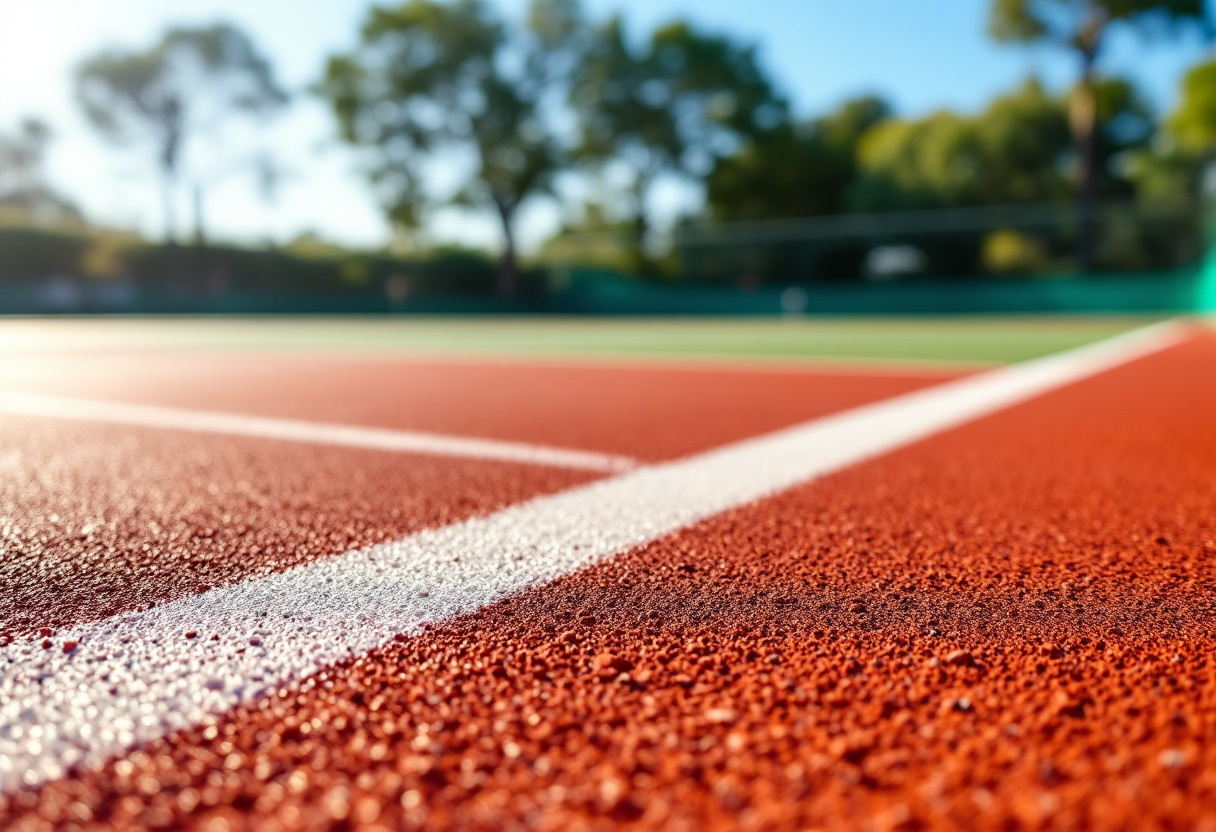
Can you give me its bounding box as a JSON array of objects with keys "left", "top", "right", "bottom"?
[
  {"left": 0, "top": 321, "right": 1186, "bottom": 792},
  {"left": 0, "top": 390, "right": 637, "bottom": 474}
]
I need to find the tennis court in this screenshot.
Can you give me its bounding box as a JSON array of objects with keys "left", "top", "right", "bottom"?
[{"left": 2, "top": 316, "right": 1214, "bottom": 830}]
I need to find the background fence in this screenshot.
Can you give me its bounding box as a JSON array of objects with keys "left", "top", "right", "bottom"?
[{"left": 0, "top": 198, "right": 1210, "bottom": 315}]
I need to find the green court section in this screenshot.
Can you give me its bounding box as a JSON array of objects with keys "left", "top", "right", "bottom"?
[{"left": 0, "top": 316, "right": 1160, "bottom": 366}]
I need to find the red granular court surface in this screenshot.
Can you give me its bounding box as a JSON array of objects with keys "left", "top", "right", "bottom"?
[
  {"left": 4, "top": 335, "right": 1216, "bottom": 831},
  {"left": 0, "top": 352, "right": 960, "bottom": 460},
  {"left": 0, "top": 414, "right": 592, "bottom": 637},
  {"left": 0, "top": 359, "right": 941, "bottom": 638}
]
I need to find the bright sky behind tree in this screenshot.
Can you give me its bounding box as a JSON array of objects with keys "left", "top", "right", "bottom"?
[{"left": 0, "top": 0, "right": 1209, "bottom": 252}]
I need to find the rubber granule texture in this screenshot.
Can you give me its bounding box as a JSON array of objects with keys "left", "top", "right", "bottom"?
[
  {"left": 0, "top": 415, "right": 590, "bottom": 638},
  {"left": 5, "top": 336, "right": 1216, "bottom": 831}
]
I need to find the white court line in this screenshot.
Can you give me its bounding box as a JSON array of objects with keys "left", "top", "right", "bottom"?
[
  {"left": 0, "top": 390, "right": 637, "bottom": 474},
  {"left": 0, "top": 320, "right": 1187, "bottom": 792}
]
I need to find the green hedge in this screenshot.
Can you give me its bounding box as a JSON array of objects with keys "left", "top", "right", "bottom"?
[
  {"left": 0, "top": 228, "right": 95, "bottom": 276},
  {"left": 0, "top": 226, "right": 1208, "bottom": 315},
  {"left": 0, "top": 228, "right": 549, "bottom": 300}
]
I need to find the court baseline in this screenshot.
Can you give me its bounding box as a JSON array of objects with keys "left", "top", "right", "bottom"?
[{"left": 0, "top": 389, "right": 637, "bottom": 473}]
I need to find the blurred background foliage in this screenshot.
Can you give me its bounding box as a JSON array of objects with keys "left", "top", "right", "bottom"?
[{"left": 1, "top": 0, "right": 1215, "bottom": 307}]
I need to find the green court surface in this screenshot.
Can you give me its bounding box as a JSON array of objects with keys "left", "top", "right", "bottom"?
[{"left": 0, "top": 315, "right": 1163, "bottom": 366}]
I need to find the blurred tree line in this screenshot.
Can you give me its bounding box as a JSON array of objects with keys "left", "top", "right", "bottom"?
[
  {"left": 320, "top": 0, "right": 1216, "bottom": 285},
  {"left": 697, "top": 0, "right": 1211, "bottom": 281},
  {"left": 1, "top": 0, "right": 1214, "bottom": 298}
]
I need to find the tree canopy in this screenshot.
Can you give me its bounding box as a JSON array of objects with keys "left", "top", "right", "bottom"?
[
  {"left": 320, "top": 0, "right": 582, "bottom": 295},
  {"left": 705, "top": 96, "right": 890, "bottom": 221},
  {"left": 849, "top": 80, "right": 1074, "bottom": 211},
  {"left": 988, "top": 0, "right": 1207, "bottom": 266},
  {"left": 1166, "top": 58, "right": 1216, "bottom": 155},
  {"left": 840, "top": 76, "right": 1153, "bottom": 214},
  {"left": 1125, "top": 57, "right": 1216, "bottom": 199},
  {"left": 76, "top": 23, "right": 287, "bottom": 242},
  {"left": 571, "top": 15, "right": 785, "bottom": 256},
  {"left": 0, "top": 119, "right": 84, "bottom": 228},
  {"left": 989, "top": 0, "right": 1206, "bottom": 48}
]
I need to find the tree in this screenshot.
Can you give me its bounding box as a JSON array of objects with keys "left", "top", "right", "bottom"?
[
  {"left": 76, "top": 23, "right": 287, "bottom": 243},
  {"left": 319, "top": 0, "right": 581, "bottom": 296},
  {"left": 0, "top": 118, "right": 84, "bottom": 228},
  {"left": 849, "top": 110, "right": 990, "bottom": 212},
  {"left": 974, "top": 77, "right": 1074, "bottom": 203},
  {"left": 847, "top": 78, "right": 1147, "bottom": 213},
  {"left": 988, "top": 0, "right": 1208, "bottom": 267},
  {"left": 706, "top": 95, "right": 890, "bottom": 221},
  {"left": 1165, "top": 58, "right": 1216, "bottom": 156},
  {"left": 1127, "top": 58, "right": 1216, "bottom": 199},
  {"left": 1090, "top": 76, "right": 1155, "bottom": 195},
  {"left": 571, "top": 17, "right": 785, "bottom": 269},
  {"left": 0, "top": 118, "right": 51, "bottom": 198}
]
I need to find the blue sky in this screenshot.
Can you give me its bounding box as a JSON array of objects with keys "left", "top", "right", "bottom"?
[{"left": 0, "top": 0, "right": 1210, "bottom": 251}]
